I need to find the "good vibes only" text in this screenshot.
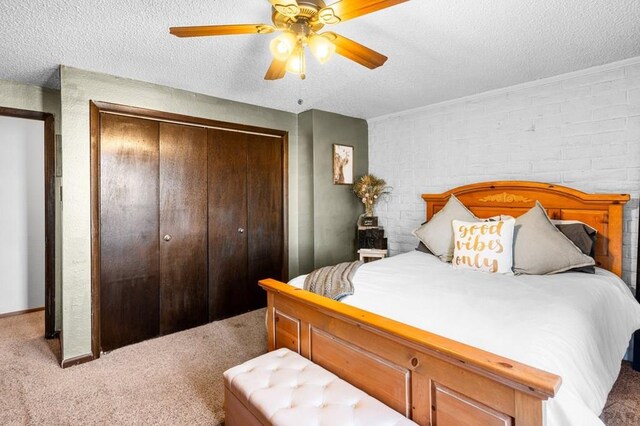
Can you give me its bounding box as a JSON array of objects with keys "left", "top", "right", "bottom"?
[{"left": 453, "top": 222, "right": 506, "bottom": 272}]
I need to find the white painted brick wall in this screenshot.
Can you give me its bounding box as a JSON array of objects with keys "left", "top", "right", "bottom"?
[{"left": 369, "top": 58, "right": 640, "bottom": 289}]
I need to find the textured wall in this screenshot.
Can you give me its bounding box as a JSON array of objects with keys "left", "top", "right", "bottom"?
[
  {"left": 311, "top": 110, "right": 368, "bottom": 269},
  {"left": 0, "top": 80, "right": 60, "bottom": 130},
  {"left": 298, "top": 109, "right": 369, "bottom": 274},
  {"left": 60, "top": 66, "right": 301, "bottom": 361},
  {"left": 369, "top": 57, "right": 640, "bottom": 289},
  {"left": 296, "top": 110, "right": 369, "bottom": 273},
  {"left": 0, "top": 79, "right": 62, "bottom": 330},
  {"left": 297, "top": 111, "right": 315, "bottom": 274}
]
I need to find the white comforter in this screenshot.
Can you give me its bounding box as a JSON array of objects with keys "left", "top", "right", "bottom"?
[{"left": 289, "top": 251, "right": 640, "bottom": 425}]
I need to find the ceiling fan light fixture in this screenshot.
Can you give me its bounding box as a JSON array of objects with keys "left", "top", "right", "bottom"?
[
  {"left": 308, "top": 33, "right": 336, "bottom": 64},
  {"left": 275, "top": 4, "right": 299, "bottom": 17},
  {"left": 286, "top": 44, "right": 306, "bottom": 80},
  {"left": 169, "top": 0, "right": 410, "bottom": 80},
  {"left": 272, "top": 1, "right": 300, "bottom": 17},
  {"left": 269, "top": 32, "right": 297, "bottom": 61},
  {"left": 318, "top": 7, "right": 341, "bottom": 24}
]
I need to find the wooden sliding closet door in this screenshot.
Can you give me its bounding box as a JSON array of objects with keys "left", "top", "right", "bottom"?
[
  {"left": 159, "top": 123, "right": 209, "bottom": 334},
  {"left": 100, "top": 114, "right": 160, "bottom": 352},
  {"left": 208, "top": 129, "right": 248, "bottom": 320},
  {"left": 247, "top": 135, "right": 284, "bottom": 311},
  {"left": 95, "top": 102, "right": 286, "bottom": 352}
]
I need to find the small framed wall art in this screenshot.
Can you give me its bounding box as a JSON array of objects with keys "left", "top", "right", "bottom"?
[{"left": 333, "top": 144, "right": 354, "bottom": 185}]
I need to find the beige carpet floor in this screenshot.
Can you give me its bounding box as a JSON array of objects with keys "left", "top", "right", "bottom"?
[
  {"left": 0, "top": 309, "right": 267, "bottom": 425},
  {"left": 601, "top": 362, "right": 640, "bottom": 425},
  {"left": 2, "top": 310, "right": 640, "bottom": 425}
]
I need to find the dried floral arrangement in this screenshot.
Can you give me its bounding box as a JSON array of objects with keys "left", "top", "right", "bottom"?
[{"left": 352, "top": 174, "right": 391, "bottom": 217}]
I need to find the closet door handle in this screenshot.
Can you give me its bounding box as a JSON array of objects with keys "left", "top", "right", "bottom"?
[
  {"left": 238, "top": 228, "right": 245, "bottom": 234},
  {"left": 163, "top": 234, "right": 172, "bottom": 242}
]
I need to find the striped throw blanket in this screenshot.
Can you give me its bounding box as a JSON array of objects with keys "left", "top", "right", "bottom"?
[{"left": 304, "top": 261, "right": 363, "bottom": 301}]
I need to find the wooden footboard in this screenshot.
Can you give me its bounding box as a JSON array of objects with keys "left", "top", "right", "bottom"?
[{"left": 259, "top": 279, "right": 561, "bottom": 426}]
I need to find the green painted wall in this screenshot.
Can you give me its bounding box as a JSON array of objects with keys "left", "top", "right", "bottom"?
[
  {"left": 59, "top": 66, "right": 303, "bottom": 361},
  {"left": 297, "top": 110, "right": 316, "bottom": 274},
  {"left": 310, "top": 110, "right": 369, "bottom": 269},
  {"left": 2, "top": 69, "right": 368, "bottom": 364}
]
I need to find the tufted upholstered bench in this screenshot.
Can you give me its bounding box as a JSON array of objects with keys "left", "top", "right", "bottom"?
[{"left": 224, "top": 348, "right": 417, "bottom": 426}]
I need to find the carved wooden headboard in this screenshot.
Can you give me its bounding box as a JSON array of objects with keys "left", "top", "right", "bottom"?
[{"left": 422, "top": 181, "right": 629, "bottom": 277}]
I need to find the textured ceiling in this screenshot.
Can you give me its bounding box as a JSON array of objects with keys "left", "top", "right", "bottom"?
[{"left": 1, "top": 0, "right": 640, "bottom": 119}]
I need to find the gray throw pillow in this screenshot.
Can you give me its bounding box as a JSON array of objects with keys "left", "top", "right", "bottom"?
[
  {"left": 416, "top": 241, "right": 433, "bottom": 255},
  {"left": 513, "top": 202, "right": 595, "bottom": 275},
  {"left": 553, "top": 222, "right": 597, "bottom": 257},
  {"left": 554, "top": 223, "right": 597, "bottom": 274},
  {"left": 412, "top": 194, "right": 477, "bottom": 262}
]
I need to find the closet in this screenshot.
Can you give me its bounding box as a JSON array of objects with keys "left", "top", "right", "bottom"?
[{"left": 95, "top": 106, "right": 285, "bottom": 353}]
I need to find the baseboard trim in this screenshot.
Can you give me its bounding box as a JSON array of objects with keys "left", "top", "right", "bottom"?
[
  {"left": 0, "top": 306, "right": 45, "bottom": 319},
  {"left": 61, "top": 353, "right": 94, "bottom": 369}
]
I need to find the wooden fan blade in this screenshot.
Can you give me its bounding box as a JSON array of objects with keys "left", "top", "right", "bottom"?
[
  {"left": 269, "top": 0, "right": 300, "bottom": 17},
  {"left": 265, "top": 59, "right": 288, "bottom": 80},
  {"left": 318, "top": 0, "right": 409, "bottom": 24},
  {"left": 323, "top": 32, "right": 388, "bottom": 69},
  {"left": 169, "top": 24, "right": 275, "bottom": 38}
]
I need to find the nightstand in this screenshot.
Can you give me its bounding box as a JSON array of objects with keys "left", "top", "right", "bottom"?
[{"left": 358, "top": 248, "right": 388, "bottom": 263}]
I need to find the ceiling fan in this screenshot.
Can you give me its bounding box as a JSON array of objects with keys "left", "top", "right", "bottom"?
[{"left": 169, "top": 0, "right": 410, "bottom": 80}]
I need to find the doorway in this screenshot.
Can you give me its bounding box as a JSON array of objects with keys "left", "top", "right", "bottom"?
[{"left": 0, "top": 107, "right": 56, "bottom": 338}]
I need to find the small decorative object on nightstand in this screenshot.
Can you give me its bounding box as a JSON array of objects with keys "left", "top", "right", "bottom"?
[
  {"left": 352, "top": 174, "right": 391, "bottom": 222},
  {"left": 361, "top": 216, "right": 378, "bottom": 227},
  {"left": 358, "top": 248, "right": 388, "bottom": 263},
  {"left": 353, "top": 174, "right": 391, "bottom": 259},
  {"left": 358, "top": 225, "right": 387, "bottom": 250}
]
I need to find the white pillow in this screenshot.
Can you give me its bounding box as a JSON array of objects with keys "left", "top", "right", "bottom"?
[
  {"left": 486, "top": 214, "right": 515, "bottom": 221},
  {"left": 451, "top": 218, "right": 516, "bottom": 274}
]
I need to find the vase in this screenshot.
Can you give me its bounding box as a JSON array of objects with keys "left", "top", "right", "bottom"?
[{"left": 365, "top": 204, "right": 374, "bottom": 217}]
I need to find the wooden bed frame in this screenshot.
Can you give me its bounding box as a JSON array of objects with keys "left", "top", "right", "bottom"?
[{"left": 259, "top": 181, "right": 629, "bottom": 425}]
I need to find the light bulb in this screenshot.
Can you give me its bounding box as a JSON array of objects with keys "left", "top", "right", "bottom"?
[
  {"left": 286, "top": 45, "right": 306, "bottom": 79},
  {"left": 269, "top": 32, "right": 297, "bottom": 62},
  {"left": 308, "top": 34, "right": 336, "bottom": 64}
]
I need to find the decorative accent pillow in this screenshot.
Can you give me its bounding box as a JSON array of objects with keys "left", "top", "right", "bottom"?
[
  {"left": 551, "top": 220, "right": 597, "bottom": 257},
  {"left": 512, "top": 202, "right": 595, "bottom": 275},
  {"left": 451, "top": 218, "right": 516, "bottom": 273},
  {"left": 412, "top": 195, "right": 477, "bottom": 262},
  {"left": 552, "top": 221, "right": 597, "bottom": 274},
  {"left": 414, "top": 221, "right": 433, "bottom": 254},
  {"left": 415, "top": 241, "right": 433, "bottom": 255},
  {"left": 485, "top": 215, "right": 515, "bottom": 222}
]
